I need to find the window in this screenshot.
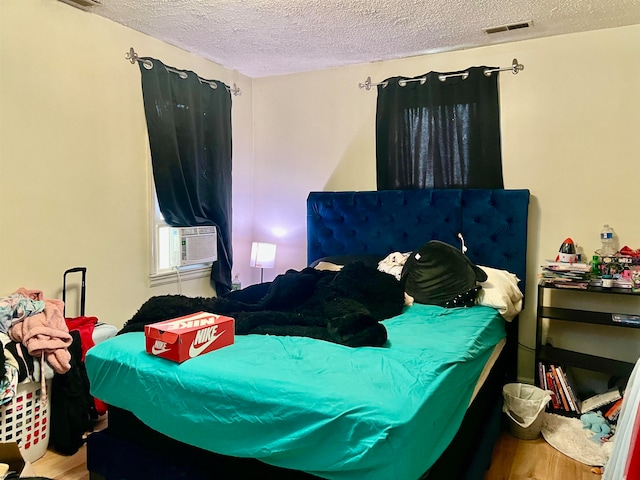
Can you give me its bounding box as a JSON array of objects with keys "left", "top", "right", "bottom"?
[
  {"left": 149, "top": 183, "right": 215, "bottom": 287},
  {"left": 376, "top": 66, "right": 503, "bottom": 190},
  {"left": 137, "top": 57, "right": 233, "bottom": 293}
]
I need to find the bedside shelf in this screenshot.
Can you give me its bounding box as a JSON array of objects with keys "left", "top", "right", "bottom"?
[{"left": 536, "top": 282, "right": 640, "bottom": 389}]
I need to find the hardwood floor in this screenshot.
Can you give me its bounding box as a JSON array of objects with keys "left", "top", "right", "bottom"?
[
  {"left": 30, "top": 416, "right": 107, "bottom": 480},
  {"left": 485, "top": 427, "right": 603, "bottom": 480},
  {"left": 30, "top": 421, "right": 601, "bottom": 480},
  {"left": 31, "top": 443, "right": 93, "bottom": 480}
]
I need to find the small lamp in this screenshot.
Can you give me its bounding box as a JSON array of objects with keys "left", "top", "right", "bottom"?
[{"left": 250, "top": 242, "right": 277, "bottom": 283}]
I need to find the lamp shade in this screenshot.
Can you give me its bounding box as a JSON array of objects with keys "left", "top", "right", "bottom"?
[{"left": 250, "top": 242, "right": 276, "bottom": 269}]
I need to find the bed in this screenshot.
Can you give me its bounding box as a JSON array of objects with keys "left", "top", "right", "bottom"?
[{"left": 85, "top": 188, "right": 530, "bottom": 480}]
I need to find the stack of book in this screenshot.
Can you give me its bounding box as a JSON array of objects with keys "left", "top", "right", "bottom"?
[
  {"left": 538, "top": 362, "right": 624, "bottom": 419},
  {"left": 540, "top": 261, "right": 592, "bottom": 289},
  {"left": 538, "top": 362, "right": 582, "bottom": 415},
  {"left": 581, "top": 388, "right": 624, "bottom": 425},
  {"left": 603, "top": 398, "right": 624, "bottom": 423}
]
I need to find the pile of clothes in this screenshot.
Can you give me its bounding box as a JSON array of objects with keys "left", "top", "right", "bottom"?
[
  {"left": 0, "top": 288, "right": 72, "bottom": 405},
  {"left": 0, "top": 287, "right": 98, "bottom": 456}
]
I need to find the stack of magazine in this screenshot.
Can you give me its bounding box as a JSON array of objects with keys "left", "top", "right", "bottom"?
[{"left": 540, "top": 261, "right": 592, "bottom": 289}]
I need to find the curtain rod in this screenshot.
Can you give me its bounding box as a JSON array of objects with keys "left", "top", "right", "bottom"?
[
  {"left": 358, "top": 58, "right": 524, "bottom": 91},
  {"left": 125, "top": 47, "right": 242, "bottom": 96}
]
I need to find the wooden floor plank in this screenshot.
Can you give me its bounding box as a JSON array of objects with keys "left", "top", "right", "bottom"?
[{"left": 486, "top": 431, "right": 519, "bottom": 479}]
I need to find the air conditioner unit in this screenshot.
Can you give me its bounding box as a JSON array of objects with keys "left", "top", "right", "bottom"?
[{"left": 169, "top": 226, "right": 217, "bottom": 267}]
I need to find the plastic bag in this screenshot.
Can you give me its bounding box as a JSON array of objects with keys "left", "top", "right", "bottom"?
[{"left": 502, "top": 383, "right": 551, "bottom": 428}]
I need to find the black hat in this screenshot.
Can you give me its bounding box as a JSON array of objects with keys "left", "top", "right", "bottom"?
[{"left": 400, "top": 240, "right": 487, "bottom": 306}]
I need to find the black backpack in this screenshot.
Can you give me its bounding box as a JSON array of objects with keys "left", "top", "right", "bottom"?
[{"left": 400, "top": 240, "right": 487, "bottom": 306}]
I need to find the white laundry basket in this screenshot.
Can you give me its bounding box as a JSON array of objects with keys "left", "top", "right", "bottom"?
[{"left": 0, "top": 380, "right": 51, "bottom": 463}]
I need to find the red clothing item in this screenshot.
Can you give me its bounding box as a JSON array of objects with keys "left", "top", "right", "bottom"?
[
  {"left": 65, "top": 316, "right": 108, "bottom": 415},
  {"left": 65, "top": 316, "right": 98, "bottom": 362}
]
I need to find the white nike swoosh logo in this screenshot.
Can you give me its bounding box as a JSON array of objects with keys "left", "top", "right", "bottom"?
[
  {"left": 152, "top": 344, "right": 171, "bottom": 355},
  {"left": 188, "top": 330, "right": 225, "bottom": 358}
]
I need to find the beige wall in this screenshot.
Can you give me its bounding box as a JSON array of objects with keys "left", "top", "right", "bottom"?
[
  {"left": 0, "top": 0, "right": 254, "bottom": 326},
  {"left": 1, "top": 0, "right": 639, "bottom": 382},
  {"left": 252, "top": 25, "right": 640, "bottom": 381}
]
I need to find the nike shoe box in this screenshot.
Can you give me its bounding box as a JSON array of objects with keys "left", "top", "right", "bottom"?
[{"left": 144, "top": 311, "right": 235, "bottom": 363}]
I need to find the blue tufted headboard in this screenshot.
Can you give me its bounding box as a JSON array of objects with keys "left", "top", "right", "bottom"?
[{"left": 307, "top": 189, "right": 530, "bottom": 297}]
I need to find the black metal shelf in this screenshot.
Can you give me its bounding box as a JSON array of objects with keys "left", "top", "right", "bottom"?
[
  {"left": 538, "top": 345, "right": 635, "bottom": 379},
  {"left": 537, "top": 306, "right": 640, "bottom": 328},
  {"left": 536, "top": 281, "right": 640, "bottom": 386}
]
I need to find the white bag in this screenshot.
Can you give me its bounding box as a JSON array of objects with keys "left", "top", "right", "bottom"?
[{"left": 502, "top": 383, "right": 551, "bottom": 428}]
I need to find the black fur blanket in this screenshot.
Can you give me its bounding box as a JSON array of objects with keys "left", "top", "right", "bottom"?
[{"left": 120, "top": 263, "right": 405, "bottom": 347}]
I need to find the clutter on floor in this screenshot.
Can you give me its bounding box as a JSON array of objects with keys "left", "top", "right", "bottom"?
[{"left": 540, "top": 413, "right": 613, "bottom": 467}]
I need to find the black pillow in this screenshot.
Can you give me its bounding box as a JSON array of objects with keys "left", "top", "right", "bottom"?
[
  {"left": 400, "top": 240, "right": 487, "bottom": 306},
  {"left": 309, "top": 254, "right": 383, "bottom": 269}
]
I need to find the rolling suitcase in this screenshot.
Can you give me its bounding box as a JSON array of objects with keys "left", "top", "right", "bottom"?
[
  {"left": 61, "top": 267, "right": 108, "bottom": 415},
  {"left": 50, "top": 267, "right": 97, "bottom": 455},
  {"left": 62, "top": 266, "right": 88, "bottom": 321},
  {"left": 63, "top": 267, "right": 98, "bottom": 361}
]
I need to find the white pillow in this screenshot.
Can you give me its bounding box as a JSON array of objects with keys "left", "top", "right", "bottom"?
[{"left": 476, "top": 266, "right": 523, "bottom": 322}]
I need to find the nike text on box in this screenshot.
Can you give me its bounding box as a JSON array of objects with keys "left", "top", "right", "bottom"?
[{"left": 144, "top": 311, "right": 235, "bottom": 363}]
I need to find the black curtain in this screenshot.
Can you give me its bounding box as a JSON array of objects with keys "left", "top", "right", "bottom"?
[
  {"left": 376, "top": 66, "right": 503, "bottom": 190},
  {"left": 138, "top": 58, "right": 233, "bottom": 294}
]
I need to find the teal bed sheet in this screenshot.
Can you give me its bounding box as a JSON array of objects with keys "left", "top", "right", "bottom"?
[{"left": 86, "top": 304, "right": 505, "bottom": 480}]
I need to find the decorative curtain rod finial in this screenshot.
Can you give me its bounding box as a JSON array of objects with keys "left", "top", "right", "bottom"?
[
  {"left": 125, "top": 47, "right": 152, "bottom": 69},
  {"left": 511, "top": 58, "right": 524, "bottom": 74},
  {"left": 125, "top": 47, "right": 138, "bottom": 64},
  {"left": 359, "top": 76, "right": 373, "bottom": 90},
  {"left": 359, "top": 76, "right": 388, "bottom": 90}
]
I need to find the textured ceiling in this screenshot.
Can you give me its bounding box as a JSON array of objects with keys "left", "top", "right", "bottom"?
[{"left": 81, "top": 0, "right": 640, "bottom": 77}]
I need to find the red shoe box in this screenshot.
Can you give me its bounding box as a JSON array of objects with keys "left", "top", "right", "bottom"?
[{"left": 145, "top": 311, "right": 234, "bottom": 363}]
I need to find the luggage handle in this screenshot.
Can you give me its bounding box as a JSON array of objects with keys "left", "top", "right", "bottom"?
[{"left": 63, "top": 267, "right": 87, "bottom": 318}]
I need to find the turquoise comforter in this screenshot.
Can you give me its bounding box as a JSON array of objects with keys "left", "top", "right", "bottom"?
[{"left": 86, "top": 304, "right": 505, "bottom": 479}]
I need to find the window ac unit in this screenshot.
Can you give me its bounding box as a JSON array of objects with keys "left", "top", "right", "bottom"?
[{"left": 169, "top": 226, "right": 217, "bottom": 267}]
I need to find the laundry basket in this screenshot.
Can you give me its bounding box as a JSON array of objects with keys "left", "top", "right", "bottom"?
[{"left": 0, "top": 380, "right": 51, "bottom": 463}]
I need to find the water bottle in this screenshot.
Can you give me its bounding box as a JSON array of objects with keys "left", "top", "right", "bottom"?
[
  {"left": 231, "top": 274, "right": 241, "bottom": 291},
  {"left": 600, "top": 224, "right": 615, "bottom": 256}
]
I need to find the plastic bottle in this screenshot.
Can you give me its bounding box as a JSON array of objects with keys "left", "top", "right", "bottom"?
[
  {"left": 600, "top": 224, "right": 615, "bottom": 256},
  {"left": 231, "top": 274, "right": 241, "bottom": 291}
]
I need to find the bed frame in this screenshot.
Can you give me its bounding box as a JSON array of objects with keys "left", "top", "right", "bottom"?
[
  {"left": 87, "top": 188, "right": 530, "bottom": 480},
  {"left": 307, "top": 189, "right": 529, "bottom": 293}
]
